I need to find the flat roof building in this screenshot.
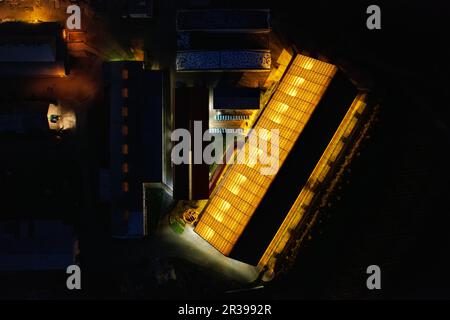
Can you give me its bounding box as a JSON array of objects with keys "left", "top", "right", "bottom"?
[
  {"left": 176, "top": 9, "right": 271, "bottom": 72},
  {"left": 173, "top": 87, "right": 210, "bottom": 200},
  {"left": 104, "top": 61, "right": 164, "bottom": 237},
  {"left": 0, "top": 22, "right": 67, "bottom": 77},
  {"left": 194, "top": 54, "right": 370, "bottom": 267},
  {"left": 0, "top": 220, "right": 75, "bottom": 271}
]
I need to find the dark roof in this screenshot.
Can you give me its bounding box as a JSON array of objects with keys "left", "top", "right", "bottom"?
[
  {"left": 177, "top": 32, "right": 270, "bottom": 51},
  {"left": 0, "top": 114, "right": 48, "bottom": 134},
  {"left": 176, "top": 9, "right": 271, "bottom": 32},
  {"left": 0, "top": 22, "right": 66, "bottom": 76},
  {"left": 213, "top": 87, "right": 260, "bottom": 110},
  {"left": 0, "top": 220, "right": 74, "bottom": 271},
  {"left": 0, "top": 101, "right": 49, "bottom": 134},
  {"left": 0, "top": 21, "right": 60, "bottom": 38},
  {"left": 173, "top": 87, "right": 210, "bottom": 200}
]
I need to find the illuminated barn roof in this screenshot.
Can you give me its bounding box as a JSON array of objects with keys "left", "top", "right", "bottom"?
[
  {"left": 0, "top": 22, "right": 65, "bottom": 76},
  {"left": 195, "top": 55, "right": 337, "bottom": 255}
]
